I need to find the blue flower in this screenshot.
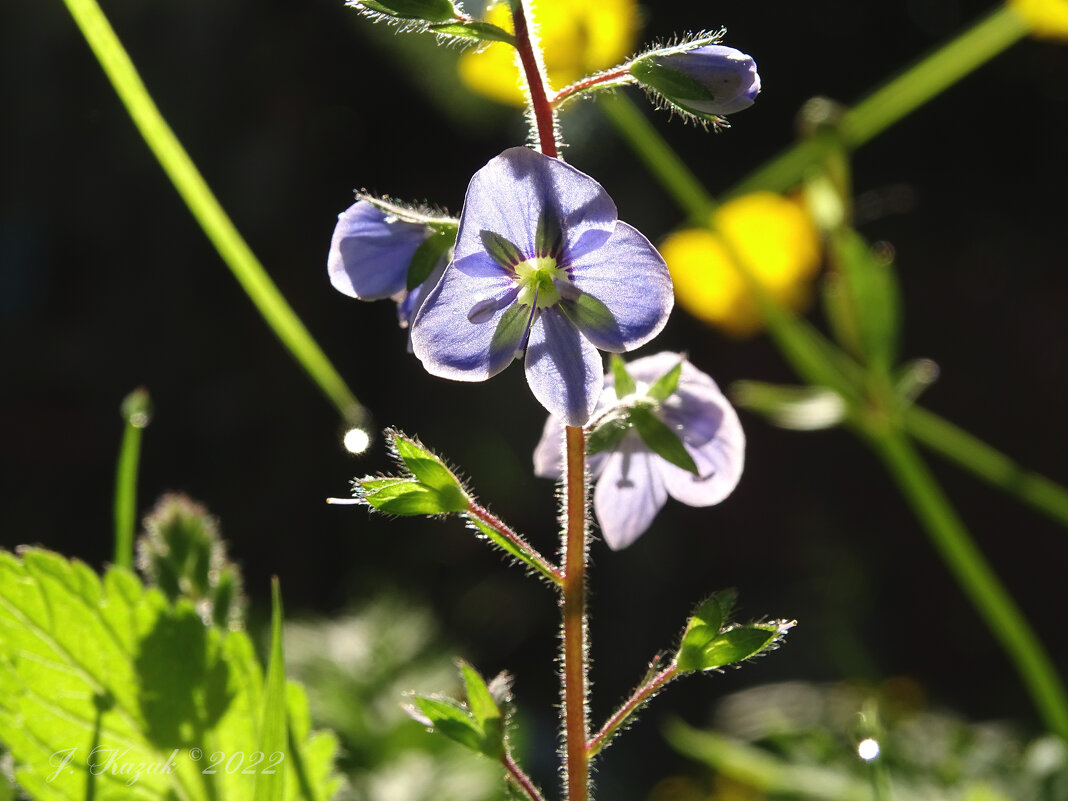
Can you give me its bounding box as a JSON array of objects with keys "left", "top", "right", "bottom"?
[
  {"left": 630, "top": 43, "right": 761, "bottom": 118},
  {"left": 534, "top": 352, "right": 745, "bottom": 550},
  {"left": 328, "top": 198, "right": 452, "bottom": 335},
  {"left": 410, "top": 147, "right": 674, "bottom": 426}
]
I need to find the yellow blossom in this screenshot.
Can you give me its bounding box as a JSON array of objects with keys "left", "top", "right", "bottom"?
[
  {"left": 660, "top": 193, "right": 822, "bottom": 338},
  {"left": 1009, "top": 0, "right": 1068, "bottom": 40},
  {"left": 458, "top": 0, "right": 639, "bottom": 106}
]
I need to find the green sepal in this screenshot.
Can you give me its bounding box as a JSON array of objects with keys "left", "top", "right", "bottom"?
[
  {"left": 535, "top": 209, "right": 563, "bottom": 258},
  {"left": 676, "top": 590, "right": 736, "bottom": 671},
  {"left": 646, "top": 359, "right": 683, "bottom": 403},
  {"left": 586, "top": 408, "right": 631, "bottom": 456},
  {"left": 610, "top": 354, "right": 637, "bottom": 397},
  {"left": 411, "top": 696, "right": 486, "bottom": 752},
  {"left": 359, "top": 478, "right": 468, "bottom": 515},
  {"left": 630, "top": 57, "right": 717, "bottom": 104},
  {"left": 407, "top": 228, "right": 453, "bottom": 291},
  {"left": 430, "top": 20, "right": 516, "bottom": 45},
  {"left": 731, "top": 380, "right": 846, "bottom": 431},
  {"left": 559, "top": 292, "right": 616, "bottom": 339},
  {"left": 356, "top": 0, "right": 456, "bottom": 23},
  {"left": 491, "top": 303, "right": 529, "bottom": 355},
  {"left": 630, "top": 405, "right": 698, "bottom": 475},
  {"left": 480, "top": 229, "right": 523, "bottom": 269}
]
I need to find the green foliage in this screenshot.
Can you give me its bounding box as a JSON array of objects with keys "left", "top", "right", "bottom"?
[
  {"left": 354, "top": 0, "right": 456, "bottom": 24},
  {"left": 629, "top": 405, "right": 698, "bottom": 475},
  {"left": 676, "top": 591, "right": 792, "bottom": 673},
  {"left": 731, "top": 381, "right": 847, "bottom": 431},
  {"left": 410, "top": 662, "right": 510, "bottom": 760},
  {"left": 609, "top": 354, "right": 637, "bottom": 398},
  {"left": 137, "top": 493, "right": 246, "bottom": 630},
  {"left": 428, "top": 21, "right": 516, "bottom": 46},
  {"left": 356, "top": 431, "right": 471, "bottom": 516},
  {"left": 0, "top": 548, "right": 340, "bottom": 801},
  {"left": 406, "top": 229, "right": 453, "bottom": 291}
]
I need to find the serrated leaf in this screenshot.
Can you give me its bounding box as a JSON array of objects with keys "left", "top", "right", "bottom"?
[
  {"left": 0, "top": 548, "right": 340, "bottom": 801},
  {"left": 630, "top": 406, "right": 698, "bottom": 475},
  {"left": 359, "top": 478, "right": 468, "bottom": 515},
  {"left": 609, "top": 355, "right": 636, "bottom": 398},
  {"left": 646, "top": 360, "right": 683, "bottom": 403},
  {"left": 429, "top": 20, "right": 516, "bottom": 45},
  {"left": 412, "top": 697, "right": 484, "bottom": 753},
  {"left": 407, "top": 229, "right": 453, "bottom": 291}
]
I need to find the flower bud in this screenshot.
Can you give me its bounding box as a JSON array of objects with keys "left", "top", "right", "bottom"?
[{"left": 630, "top": 44, "right": 760, "bottom": 118}]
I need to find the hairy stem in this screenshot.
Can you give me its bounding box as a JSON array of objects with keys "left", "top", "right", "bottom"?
[
  {"left": 562, "top": 425, "right": 589, "bottom": 801},
  {"left": 588, "top": 663, "right": 679, "bottom": 758},
  {"left": 552, "top": 68, "right": 633, "bottom": 108},
  {"left": 511, "top": 0, "right": 558, "bottom": 157},
  {"left": 503, "top": 753, "right": 548, "bottom": 801},
  {"left": 466, "top": 502, "right": 564, "bottom": 585}
]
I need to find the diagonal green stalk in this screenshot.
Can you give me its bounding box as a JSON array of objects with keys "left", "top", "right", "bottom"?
[
  {"left": 726, "top": 4, "right": 1029, "bottom": 198},
  {"left": 863, "top": 426, "right": 1068, "bottom": 739},
  {"left": 60, "top": 0, "right": 366, "bottom": 427}
]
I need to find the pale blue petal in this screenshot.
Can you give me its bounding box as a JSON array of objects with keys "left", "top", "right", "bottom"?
[
  {"left": 593, "top": 436, "right": 668, "bottom": 550},
  {"left": 524, "top": 308, "right": 603, "bottom": 427},
  {"left": 398, "top": 260, "right": 449, "bottom": 353},
  {"left": 411, "top": 264, "right": 523, "bottom": 381},
  {"left": 659, "top": 414, "right": 745, "bottom": 506},
  {"left": 565, "top": 222, "right": 673, "bottom": 352},
  {"left": 454, "top": 147, "right": 618, "bottom": 267},
  {"left": 328, "top": 200, "right": 427, "bottom": 299}
]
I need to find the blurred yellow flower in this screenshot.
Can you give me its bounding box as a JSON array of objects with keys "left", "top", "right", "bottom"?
[
  {"left": 660, "top": 193, "right": 821, "bottom": 338},
  {"left": 458, "top": 0, "right": 639, "bottom": 106},
  {"left": 1009, "top": 0, "right": 1068, "bottom": 40}
]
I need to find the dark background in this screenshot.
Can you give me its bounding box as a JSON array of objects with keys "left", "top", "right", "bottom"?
[{"left": 3, "top": 0, "right": 1067, "bottom": 795}]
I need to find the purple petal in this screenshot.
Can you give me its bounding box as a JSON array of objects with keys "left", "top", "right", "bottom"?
[
  {"left": 593, "top": 436, "right": 668, "bottom": 550},
  {"left": 565, "top": 222, "right": 673, "bottom": 352},
  {"left": 659, "top": 422, "right": 745, "bottom": 506},
  {"left": 661, "top": 45, "right": 761, "bottom": 116},
  {"left": 328, "top": 200, "right": 428, "bottom": 300},
  {"left": 454, "top": 148, "right": 618, "bottom": 267},
  {"left": 397, "top": 260, "right": 448, "bottom": 353},
  {"left": 411, "top": 264, "right": 524, "bottom": 381},
  {"left": 524, "top": 308, "right": 603, "bottom": 427}
]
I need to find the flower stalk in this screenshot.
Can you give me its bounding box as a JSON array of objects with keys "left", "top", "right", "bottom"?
[
  {"left": 511, "top": 0, "right": 558, "bottom": 157},
  {"left": 562, "top": 424, "right": 590, "bottom": 801},
  {"left": 588, "top": 662, "right": 679, "bottom": 758}
]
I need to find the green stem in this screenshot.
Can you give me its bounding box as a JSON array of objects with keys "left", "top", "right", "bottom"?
[
  {"left": 113, "top": 388, "right": 151, "bottom": 569},
  {"left": 864, "top": 426, "right": 1068, "bottom": 739},
  {"left": 727, "top": 5, "right": 1029, "bottom": 198},
  {"left": 904, "top": 405, "right": 1068, "bottom": 529},
  {"left": 60, "top": 0, "right": 366, "bottom": 427},
  {"left": 598, "top": 93, "right": 717, "bottom": 224}
]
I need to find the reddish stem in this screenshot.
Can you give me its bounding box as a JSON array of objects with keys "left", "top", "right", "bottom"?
[
  {"left": 466, "top": 502, "right": 564, "bottom": 585},
  {"left": 503, "top": 752, "right": 548, "bottom": 801},
  {"left": 562, "top": 425, "right": 589, "bottom": 801},
  {"left": 552, "top": 67, "right": 633, "bottom": 107},
  {"left": 587, "top": 663, "right": 680, "bottom": 757},
  {"left": 511, "top": 1, "right": 558, "bottom": 157}
]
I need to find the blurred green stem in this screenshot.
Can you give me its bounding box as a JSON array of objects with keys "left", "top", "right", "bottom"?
[
  {"left": 905, "top": 405, "right": 1068, "bottom": 528},
  {"left": 727, "top": 4, "right": 1029, "bottom": 197},
  {"left": 864, "top": 426, "right": 1068, "bottom": 739},
  {"left": 61, "top": 0, "right": 365, "bottom": 426},
  {"left": 113, "top": 389, "right": 151, "bottom": 570},
  {"left": 597, "top": 93, "right": 717, "bottom": 224}
]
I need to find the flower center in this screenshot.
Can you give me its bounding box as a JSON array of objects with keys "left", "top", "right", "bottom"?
[{"left": 515, "top": 257, "right": 569, "bottom": 309}]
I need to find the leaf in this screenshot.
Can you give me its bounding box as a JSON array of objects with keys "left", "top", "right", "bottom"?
[
  {"left": 676, "top": 590, "right": 737, "bottom": 672},
  {"left": 428, "top": 20, "right": 516, "bottom": 45},
  {"left": 609, "top": 354, "right": 636, "bottom": 398},
  {"left": 255, "top": 578, "right": 287, "bottom": 801},
  {"left": 464, "top": 514, "right": 560, "bottom": 585},
  {"left": 0, "top": 548, "right": 340, "bottom": 801},
  {"left": 630, "top": 406, "right": 698, "bottom": 475},
  {"left": 731, "top": 380, "right": 846, "bottom": 431},
  {"left": 682, "top": 624, "right": 791, "bottom": 673},
  {"left": 406, "top": 228, "right": 453, "bottom": 291},
  {"left": 459, "top": 663, "right": 503, "bottom": 759},
  {"left": 646, "top": 359, "right": 683, "bottom": 403},
  {"left": 412, "top": 697, "right": 484, "bottom": 753},
  {"left": 359, "top": 477, "right": 468, "bottom": 515},
  {"left": 389, "top": 430, "right": 467, "bottom": 496},
  {"left": 356, "top": 0, "right": 456, "bottom": 23}
]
